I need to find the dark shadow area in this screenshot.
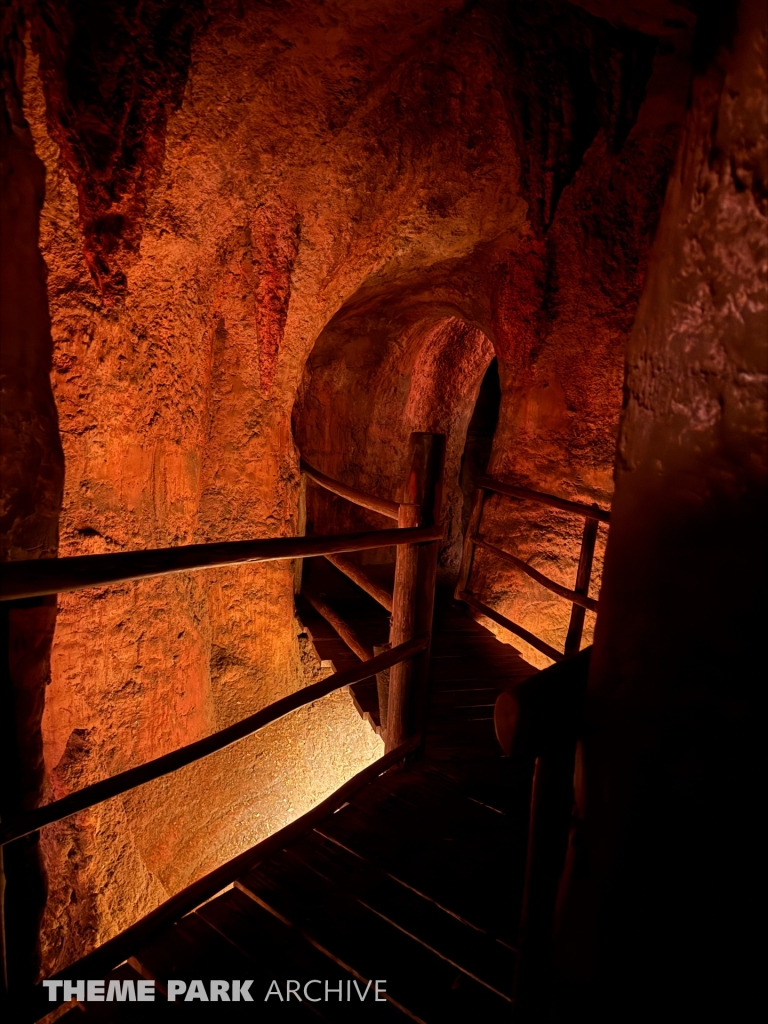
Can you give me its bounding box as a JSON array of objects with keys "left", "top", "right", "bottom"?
[{"left": 459, "top": 358, "right": 501, "bottom": 542}]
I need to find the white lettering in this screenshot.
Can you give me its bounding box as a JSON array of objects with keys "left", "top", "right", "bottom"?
[
  {"left": 265, "top": 981, "right": 283, "bottom": 1001},
  {"left": 43, "top": 980, "right": 63, "bottom": 1001},
  {"left": 375, "top": 980, "right": 387, "bottom": 1002},
  {"left": 325, "top": 980, "right": 343, "bottom": 1001},
  {"left": 87, "top": 980, "right": 104, "bottom": 1002},
  {"left": 137, "top": 980, "right": 155, "bottom": 1002},
  {"left": 167, "top": 980, "right": 186, "bottom": 1002},
  {"left": 286, "top": 980, "right": 301, "bottom": 1001},
  {"left": 63, "top": 981, "right": 85, "bottom": 1002},
  {"left": 233, "top": 979, "right": 254, "bottom": 1002},
  {"left": 185, "top": 979, "right": 208, "bottom": 1001},
  {"left": 210, "top": 980, "right": 230, "bottom": 1001},
  {"left": 353, "top": 980, "right": 372, "bottom": 1001},
  {"left": 303, "top": 980, "right": 322, "bottom": 1002},
  {"left": 106, "top": 980, "right": 136, "bottom": 1002}
]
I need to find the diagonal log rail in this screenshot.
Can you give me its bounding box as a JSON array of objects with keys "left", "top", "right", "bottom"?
[
  {"left": 1, "top": 436, "right": 447, "bottom": 1005},
  {"left": 324, "top": 552, "right": 393, "bottom": 612},
  {"left": 476, "top": 476, "right": 611, "bottom": 524},
  {"left": 457, "top": 476, "right": 609, "bottom": 661},
  {"left": 20, "top": 734, "right": 420, "bottom": 1024},
  {"left": 472, "top": 537, "right": 599, "bottom": 613},
  {"left": 459, "top": 591, "right": 565, "bottom": 663},
  {"left": 0, "top": 525, "right": 440, "bottom": 602},
  {"left": 301, "top": 460, "right": 399, "bottom": 519},
  {"left": 0, "top": 637, "right": 427, "bottom": 847},
  {"left": 303, "top": 587, "right": 375, "bottom": 661}
]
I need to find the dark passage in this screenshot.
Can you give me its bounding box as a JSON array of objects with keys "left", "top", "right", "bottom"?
[{"left": 460, "top": 358, "right": 501, "bottom": 539}]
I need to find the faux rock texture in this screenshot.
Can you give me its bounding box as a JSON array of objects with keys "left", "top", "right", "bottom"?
[
  {"left": 579, "top": 0, "right": 767, "bottom": 1015},
  {"left": 1, "top": 0, "right": 63, "bottom": 987},
  {"left": 3, "top": 0, "right": 733, "bottom": 976},
  {"left": 296, "top": 1, "right": 690, "bottom": 665}
]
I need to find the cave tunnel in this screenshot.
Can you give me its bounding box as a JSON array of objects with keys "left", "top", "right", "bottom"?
[{"left": 0, "top": 1, "right": 765, "bottom": 1021}]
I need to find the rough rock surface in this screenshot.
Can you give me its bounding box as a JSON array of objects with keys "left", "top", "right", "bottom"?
[
  {"left": 2, "top": 0, "right": 723, "bottom": 975},
  {"left": 579, "top": 1, "right": 767, "bottom": 1016},
  {"left": 1, "top": 0, "right": 63, "bottom": 987},
  {"left": 296, "top": 0, "right": 691, "bottom": 665}
]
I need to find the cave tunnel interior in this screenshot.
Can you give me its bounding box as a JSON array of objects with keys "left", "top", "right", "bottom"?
[{"left": 0, "top": 0, "right": 765, "bottom": 1020}]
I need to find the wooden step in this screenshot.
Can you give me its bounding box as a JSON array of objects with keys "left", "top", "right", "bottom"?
[
  {"left": 130, "top": 907, "right": 316, "bottom": 1021},
  {"left": 196, "top": 887, "right": 406, "bottom": 1022},
  {"left": 293, "top": 830, "right": 515, "bottom": 999},
  {"left": 237, "top": 847, "right": 512, "bottom": 1024}
]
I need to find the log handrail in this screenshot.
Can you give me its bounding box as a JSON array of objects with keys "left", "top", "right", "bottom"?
[
  {"left": 324, "top": 552, "right": 393, "bottom": 612},
  {"left": 1, "top": 434, "right": 447, "bottom": 1004},
  {"left": 476, "top": 476, "right": 611, "bottom": 524},
  {"left": 300, "top": 436, "right": 445, "bottom": 756},
  {"left": 0, "top": 525, "right": 440, "bottom": 602},
  {"left": 456, "top": 477, "right": 608, "bottom": 661},
  {"left": 472, "top": 537, "right": 599, "bottom": 613},
  {"left": 18, "top": 734, "right": 421, "bottom": 1024},
  {"left": 459, "top": 591, "right": 565, "bottom": 663},
  {"left": 303, "top": 588, "right": 375, "bottom": 661},
  {"left": 301, "top": 459, "right": 399, "bottom": 519},
  {"left": 0, "top": 636, "right": 428, "bottom": 847}
]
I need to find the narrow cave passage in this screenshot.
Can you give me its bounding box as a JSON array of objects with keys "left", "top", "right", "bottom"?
[{"left": 0, "top": 1, "right": 763, "bottom": 1021}]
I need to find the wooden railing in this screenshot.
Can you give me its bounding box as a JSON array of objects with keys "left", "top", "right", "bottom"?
[
  {"left": 0, "top": 432, "right": 445, "bottom": 1000},
  {"left": 503, "top": 648, "right": 592, "bottom": 1023},
  {"left": 300, "top": 433, "right": 446, "bottom": 751},
  {"left": 455, "top": 476, "right": 610, "bottom": 663}
]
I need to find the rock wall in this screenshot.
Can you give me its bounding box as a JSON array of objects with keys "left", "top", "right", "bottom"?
[
  {"left": 296, "top": 2, "right": 691, "bottom": 666},
  {"left": 24, "top": 0, "right": 500, "bottom": 971},
  {"left": 3, "top": 0, "right": 714, "bottom": 977},
  {"left": 16, "top": 0, "right": 534, "bottom": 972},
  {"left": 0, "top": 0, "right": 63, "bottom": 987},
  {"left": 574, "top": 0, "right": 767, "bottom": 1016}
]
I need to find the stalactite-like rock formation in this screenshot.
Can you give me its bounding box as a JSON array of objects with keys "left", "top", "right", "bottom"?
[
  {"left": 31, "top": 0, "right": 205, "bottom": 302},
  {"left": 1, "top": 0, "right": 762, "bottom": 989}
]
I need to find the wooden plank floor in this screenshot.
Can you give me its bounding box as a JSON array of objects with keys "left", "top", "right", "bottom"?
[{"left": 70, "top": 566, "right": 537, "bottom": 1023}]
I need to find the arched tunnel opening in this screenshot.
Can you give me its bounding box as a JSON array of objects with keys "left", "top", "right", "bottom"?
[{"left": 0, "top": 1, "right": 764, "bottom": 1021}]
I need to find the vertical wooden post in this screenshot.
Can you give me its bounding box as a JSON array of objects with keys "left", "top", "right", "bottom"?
[
  {"left": 386, "top": 502, "right": 420, "bottom": 752},
  {"left": 293, "top": 471, "right": 307, "bottom": 596},
  {"left": 0, "top": 843, "right": 6, "bottom": 997},
  {"left": 512, "top": 748, "right": 577, "bottom": 1022},
  {"left": 386, "top": 433, "right": 445, "bottom": 753},
  {"left": 455, "top": 486, "right": 485, "bottom": 600},
  {"left": 563, "top": 514, "right": 599, "bottom": 657},
  {"left": 373, "top": 642, "right": 391, "bottom": 735}
]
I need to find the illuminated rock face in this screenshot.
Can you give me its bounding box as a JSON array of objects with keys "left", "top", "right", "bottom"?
[
  {"left": 3, "top": 0, "right": 732, "bottom": 975},
  {"left": 1, "top": 5, "right": 63, "bottom": 987},
  {"left": 295, "top": 4, "right": 690, "bottom": 665}
]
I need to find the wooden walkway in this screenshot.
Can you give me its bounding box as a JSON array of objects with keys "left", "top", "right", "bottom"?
[{"left": 50, "top": 567, "right": 536, "bottom": 1023}]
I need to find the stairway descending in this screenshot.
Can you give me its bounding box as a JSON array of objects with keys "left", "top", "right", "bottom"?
[{"left": 60, "top": 589, "right": 536, "bottom": 1024}]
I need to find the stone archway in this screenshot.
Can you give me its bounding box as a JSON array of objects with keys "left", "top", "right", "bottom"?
[{"left": 294, "top": 309, "right": 496, "bottom": 582}]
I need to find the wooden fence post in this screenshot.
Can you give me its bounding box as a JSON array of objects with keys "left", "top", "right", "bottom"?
[
  {"left": 386, "top": 433, "right": 445, "bottom": 753},
  {"left": 563, "top": 514, "right": 599, "bottom": 657},
  {"left": 454, "top": 486, "right": 485, "bottom": 600},
  {"left": 293, "top": 471, "right": 307, "bottom": 596}
]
